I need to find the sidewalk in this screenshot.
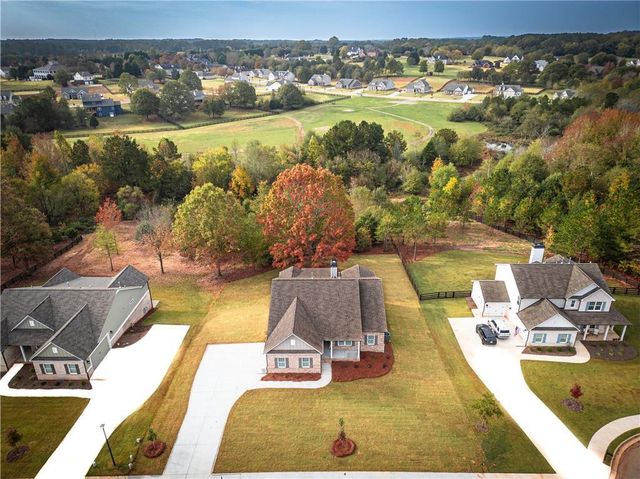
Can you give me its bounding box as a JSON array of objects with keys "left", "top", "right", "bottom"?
[{"left": 588, "top": 414, "right": 640, "bottom": 461}]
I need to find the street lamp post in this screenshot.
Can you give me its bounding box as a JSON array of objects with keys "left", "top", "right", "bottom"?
[{"left": 100, "top": 423, "right": 117, "bottom": 467}]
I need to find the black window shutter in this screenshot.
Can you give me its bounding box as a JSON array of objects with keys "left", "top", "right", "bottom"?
[
  {"left": 309, "top": 357, "right": 313, "bottom": 368},
  {"left": 40, "top": 364, "right": 46, "bottom": 374},
  {"left": 285, "top": 358, "right": 289, "bottom": 368},
  {"left": 64, "top": 364, "right": 69, "bottom": 374},
  {"left": 298, "top": 357, "right": 302, "bottom": 368}
]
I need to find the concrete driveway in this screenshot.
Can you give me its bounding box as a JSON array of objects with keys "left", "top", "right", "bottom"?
[
  {"left": 33, "top": 324, "right": 189, "bottom": 479},
  {"left": 162, "top": 342, "right": 331, "bottom": 478},
  {"left": 449, "top": 317, "right": 610, "bottom": 479}
]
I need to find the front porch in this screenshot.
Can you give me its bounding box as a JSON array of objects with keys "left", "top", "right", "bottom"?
[
  {"left": 579, "top": 324, "right": 627, "bottom": 342},
  {"left": 323, "top": 341, "right": 360, "bottom": 361}
]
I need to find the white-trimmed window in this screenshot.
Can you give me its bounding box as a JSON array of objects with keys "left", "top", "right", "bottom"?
[
  {"left": 275, "top": 358, "right": 288, "bottom": 369},
  {"left": 290, "top": 338, "right": 296, "bottom": 346},
  {"left": 556, "top": 334, "right": 571, "bottom": 344},
  {"left": 336, "top": 340, "right": 353, "bottom": 347},
  {"left": 586, "top": 301, "right": 605, "bottom": 311},
  {"left": 65, "top": 364, "right": 80, "bottom": 375},
  {"left": 365, "top": 335, "right": 377, "bottom": 346},
  {"left": 569, "top": 300, "right": 577, "bottom": 308},
  {"left": 28, "top": 320, "right": 35, "bottom": 327},
  {"left": 52, "top": 346, "right": 58, "bottom": 354},
  {"left": 532, "top": 333, "right": 547, "bottom": 344},
  {"left": 299, "top": 357, "right": 312, "bottom": 369},
  {"left": 40, "top": 363, "right": 55, "bottom": 375}
]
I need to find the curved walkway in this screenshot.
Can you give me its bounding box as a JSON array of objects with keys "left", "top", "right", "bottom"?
[
  {"left": 0, "top": 363, "right": 93, "bottom": 398},
  {"left": 449, "top": 317, "right": 610, "bottom": 479},
  {"left": 588, "top": 415, "right": 640, "bottom": 461},
  {"left": 33, "top": 324, "right": 189, "bottom": 479},
  {"left": 521, "top": 340, "right": 591, "bottom": 364},
  {"left": 162, "top": 342, "right": 331, "bottom": 477}
]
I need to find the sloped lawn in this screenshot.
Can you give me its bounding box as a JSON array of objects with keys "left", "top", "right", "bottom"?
[
  {"left": 213, "top": 255, "right": 551, "bottom": 473},
  {"left": 522, "top": 295, "right": 640, "bottom": 445},
  {"left": 1, "top": 396, "right": 89, "bottom": 479}
]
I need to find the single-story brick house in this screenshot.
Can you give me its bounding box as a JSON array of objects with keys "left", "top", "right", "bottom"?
[
  {"left": 368, "top": 78, "right": 395, "bottom": 91},
  {"left": 308, "top": 73, "right": 331, "bottom": 86},
  {"left": 0, "top": 265, "right": 153, "bottom": 380},
  {"left": 335, "top": 78, "right": 362, "bottom": 89},
  {"left": 406, "top": 79, "right": 432, "bottom": 94},
  {"left": 264, "top": 261, "right": 388, "bottom": 374}
]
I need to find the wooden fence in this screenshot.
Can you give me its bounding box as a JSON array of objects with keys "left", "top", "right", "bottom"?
[{"left": 419, "top": 290, "right": 473, "bottom": 300}]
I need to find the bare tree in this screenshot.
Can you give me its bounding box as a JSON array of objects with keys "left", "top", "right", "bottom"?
[{"left": 136, "top": 205, "right": 174, "bottom": 274}]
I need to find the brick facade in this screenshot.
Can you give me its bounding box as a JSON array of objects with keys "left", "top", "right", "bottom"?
[
  {"left": 361, "top": 332, "right": 385, "bottom": 353},
  {"left": 33, "top": 359, "right": 87, "bottom": 380},
  {"left": 266, "top": 352, "right": 322, "bottom": 374}
]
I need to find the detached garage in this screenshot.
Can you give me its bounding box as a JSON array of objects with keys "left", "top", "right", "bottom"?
[{"left": 471, "top": 280, "right": 510, "bottom": 317}]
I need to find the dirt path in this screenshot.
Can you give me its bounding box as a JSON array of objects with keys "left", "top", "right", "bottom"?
[
  {"left": 282, "top": 115, "right": 305, "bottom": 141},
  {"left": 365, "top": 106, "right": 435, "bottom": 144}
]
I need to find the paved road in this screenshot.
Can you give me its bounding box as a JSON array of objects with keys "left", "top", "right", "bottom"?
[
  {"left": 161, "top": 343, "right": 331, "bottom": 478},
  {"left": 449, "top": 317, "right": 610, "bottom": 479},
  {"left": 34, "top": 324, "right": 189, "bottom": 479},
  {"left": 588, "top": 414, "right": 640, "bottom": 461}
]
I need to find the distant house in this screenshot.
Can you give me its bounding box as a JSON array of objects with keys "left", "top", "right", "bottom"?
[
  {"left": 264, "top": 261, "right": 388, "bottom": 374},
  {"left": 442, "top": 82, "right": 474, "bottom": 96},
  {"left": 427, "top": 54, "right": 449, "bottom": 65},
  {"left": 335, "top": 78, "right": 362, "bottom": 89},
  {"left": 0, "top": 90, "right": 19, "bottom": 116},
  {"left": 61, "top": 86, "right": 90, "bottom": 100},
  {"left": 368, "top": 78, "right": 395, "bottom": 91},
  {"left": 82, "top": 94, "right": 122, "bottom": 117},
  {"left": 308, "top": 74, "right": 331, "bottom": 86},
  {"left": 0, "top": 66, "right": 11, "bottom": 79},
  {"left": 224, "top": 72, "right": 250, "bottom": 83},
  {"left": 192, "top": 89, "right": 206, "bottom": 103},
  {"left": 30, "top": 61, "right": 64, "bottom": 81},
  {"left": 137, "top": 79, "right": 160, "bottom": 93},
  {"left": 553, "top": 89, "right": 576, "bottom": 100},
  {"left": 156, "top": 63, "right": 182, "bottom": 78},
  {"left": 346, "top": 46, "right": 363, "bottom": 59},
  {"left": 626, "top": 59, "right": 640, "bottom": 67},
  {"left": 266, "top": 79, "right": 293, "bottom": 92},
  {"left": 248, "top": 68, "right": 272, "bottom": 79},
  {"left": 494, "top": 83, "right": 523, "bottom": 98},
  {"left": 474, "top": 59, "right": 494, "bottom": 69},
  {"left": 269, "top": 71, "right": 296, "bottom": 82},
  {"left": 534, "top": 60, "right": 549, "bottom": 72},
  {"left": 73, "top": 71, "right": 95, "bottom": 84},
  {"left": 1, "top": 266, "right": 154, "bottom": 379},
  {"left": 471, "top": 243, "right": 631, "bottom": 348},
  {"left": 406, "top": 78, "right": 432, "bottom": 94},
  {"left": 503, "top": 55, "right": 522, "bottom": 65},
  {"left": 587, "top": 65, "right": 605, "bottom": 76},
  {"left": 195, "top": 70, "right": 216, "bottom": 80}
]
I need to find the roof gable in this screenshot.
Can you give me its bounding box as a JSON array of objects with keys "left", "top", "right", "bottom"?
[
  {"left": 108, "top": 265, "right": 148, "bottom": 288},
  {"left": 42, "top": 267, "right": 80, "bottom": 287},
  {"left": 264, "top": 298, "right": 323, "bottom": 353},
  {"left": 509, "top": 263, "right": 610, "bottom": 299}
]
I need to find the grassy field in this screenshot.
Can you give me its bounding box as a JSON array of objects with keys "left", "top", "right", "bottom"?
[
  {"left": 123, "top": 95, "right": 485, "bottom": 155},
  {"left": 522, "top": 295, "right": 640, "bottom": 445},
  {"left": 1, "top": 396, "right": 89, "bottom": 479},
  {"left": 214, "top": 255, "right": 551, "bottom": 473},
  {"left": 0, "top": 79, "right": 54, "bottom": 92},
  {"left": 90, "top": 271, "right": 275, "bottom": 475}
]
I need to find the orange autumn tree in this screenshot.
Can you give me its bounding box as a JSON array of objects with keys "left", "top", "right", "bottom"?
[
  {"left": 95, "top": 197, "right": 122, "bottom": 255},
  {"left": 259, "top": 164, "right": 356, "bottom": 268}
]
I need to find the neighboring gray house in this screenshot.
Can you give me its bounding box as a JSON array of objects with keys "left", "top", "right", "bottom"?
[
  {"left": 0, "top": 265, "right": 153, "bottom": 380},
  {"left": 368, "top": 78, "right": 395, "bottom": 91},
  {"left": 30, "top": 61, "right": 64, "bottom": 81},
  {"left": 269, "top": 70, "right": 296, "bottom": 82},
  {"left": 195, "top": 70, "right": 216, "bottom": 80},
  {"left": 442, "top": 82, "right": 474, "bottom": 96},
  {"left": 335, "top": 78, "right": 362, "bottom": 89},
  {"left": 224, "top": 72, "right": 250, "bottom": 83},
  {"left": 308, "top": 74, "right": 332, "bottom": 86},
  {"left": 266, "top": 78, "right": 293, "bottom": 92},
  {"left": 0, "top": 66, "right": 12, "bottom": 79},
  {"left": 137, "top": 79, "right": 161, "bottom": 93},
  {"left": 264, "top": 261, "right": 388, "bottom": 374},
  {"left": 248, "top": 68, "right": 272, "bottom": 79},
  {"left": 553, "top": 89, "right": 576, "bottom": 100},
  {"left": 494, "top": 83, "right": 523, "bottom": 98},
  {"left": 0, "top": 90, "right": 19, "bottom": 116},
  {"left": 61, "top": 86, "right": 90, "bottom": 100},
  {"left": 192, "top": 89, "right": 206, "bottom": 103},
  {"left": 406, "top": 79, "right": 432, "bottom": 94},
  {"left": 534, "top": 60, "right": 549, "bottom": 72}
]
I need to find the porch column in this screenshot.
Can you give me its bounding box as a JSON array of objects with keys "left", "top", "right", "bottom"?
[
  {"left": 583, "top": 326, "right": 588, "bottom": 341},
  {"left": 604, "top": 325, "right": 610, "bottom": 341},
  {"left": 620, "top": 325, "right": 628, "bottom": 341},
  {"left": 357, "top": 341, "right": 361, "bottom": 361},
  {"left": 19, "top": 346, "right": 28, "bottom": 362},
  {"left": 330, "top": 341, "right": 333, "bottom": 359}
]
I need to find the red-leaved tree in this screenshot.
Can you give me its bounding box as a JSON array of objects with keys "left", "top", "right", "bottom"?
[
  {"left": 570, "top": 383, "right": 583, "bottom": 400},
  {"left": 258, "top": 164, "right": 355, "bottom": 268},
  {"left": 95, "top": 197, "right": 123, "bottom": 230}
]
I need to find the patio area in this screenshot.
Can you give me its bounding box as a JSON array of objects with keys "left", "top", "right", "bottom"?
[{"left": 580, "top": 324, "right": 626, "bottom": 342}]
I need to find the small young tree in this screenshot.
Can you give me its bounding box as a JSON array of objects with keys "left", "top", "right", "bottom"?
[
  {"left": 570, "top": 384, "right": 583, "bottom": 401},
  {"left": 96, "top": 197, "right": 122, "bottom": 253},
  {"left": 5, "top": 427, "right": 21, "bottom": 447},
  {"left": 94, "top": 225, "right": 118, "bottom": 271},
  {"left": 136, "top": 205, "right": 174, "bottom": 274},
  {"left": 338, "top": 417, "right": 346, "bottom": 441},
  {"left": 89, "top": 115, "right": 99, "bottom": 129},
  {"left": 472, "top": 393, "right": 503, "bottom": 431}
]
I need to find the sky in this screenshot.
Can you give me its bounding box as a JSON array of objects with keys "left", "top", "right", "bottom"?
[{"left": 1, "top": 1, "right": 639, "bottom": 40}]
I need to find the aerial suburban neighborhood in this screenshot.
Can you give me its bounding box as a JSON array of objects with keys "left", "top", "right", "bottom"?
[{"left": 0, "top": 1, "right": 638, "bottom": 479}]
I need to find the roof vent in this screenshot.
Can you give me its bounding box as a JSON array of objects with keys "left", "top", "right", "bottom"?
[{"left": 330, "top": 259, "right": 338, "bottom": 279}]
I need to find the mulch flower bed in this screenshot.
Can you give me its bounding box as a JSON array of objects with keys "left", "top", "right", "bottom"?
[
  {"left": 6, "top": 445, "right": 30, "bottom": 463},
  {"left": 261, "top": 372, "right": 321, "bottom": 381},
  {"left": 113, "top": 322, "right": 153, "bottom": 348},
  {"left": 582, "top": 341, "right": 637, "bottom": 361},
  {"left": 523, "top": 346, "right": 576, "bottom": 356},
  {"left": 331, "top": 438, "right": 356, "bottom": 457},
  {"left": 8, "top": 363, "right": 91, "bottom": 390},
  {"left": 562, "top": 398, "right": 584, "bottom": 412},
  {"left": 332, "top": 343, "right": 394, "bottom": 382},
  {"left": 143, "top": 440, "right": 166, "bottom": 458}
]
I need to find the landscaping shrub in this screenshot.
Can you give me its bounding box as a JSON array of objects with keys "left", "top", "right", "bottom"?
[
  {"left": 6, "top": 445, "right": 29, "bottom": 463},
  {"left": 143, "top": 440, "right": 166, "bottom": 458},
  {"left": 5, "top": 427, "right": 21, "bottom": 447}
]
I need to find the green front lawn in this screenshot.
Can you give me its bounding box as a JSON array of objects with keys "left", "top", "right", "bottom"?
[
  {"left": 214, "top": 255, "right": 551, "bottom": 473},
  {"left": 522, "top": 295, "right": 640, "bottom": 445},
  {"left": 1, "top": 396, "right": 89, "bottom": 479}
]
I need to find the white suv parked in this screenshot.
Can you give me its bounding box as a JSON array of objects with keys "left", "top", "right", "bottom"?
[{"left": 488, "top": 318, "right": 511, "bottom": 339}]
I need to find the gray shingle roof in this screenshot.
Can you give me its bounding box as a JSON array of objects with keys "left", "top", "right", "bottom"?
[
  {"left": 517, "top": 299, "right": 573, "bottom": 330},
  {"left": 42, "top": 267, "right": 80, "bottom": 287},
  {"left": 264, "top": 298, "right": 323, "bottom": 353},
  {"left": 563, "top": 308, "right": 631, "bottom": 327},
  {"left": 266, "top": 265, "right": 387, "bottom": 348},
  {"left": 477, "top": 280, "right": 510, "bottom": 303},
  {"left": 109, "top": 265, "right": 149, "bottom": 288},
  {"left": 517, "top": 299, "right": 630, "bottom": 329},
  {"left": 510, "top": 263, "right": 610, "bottom": 299}
]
